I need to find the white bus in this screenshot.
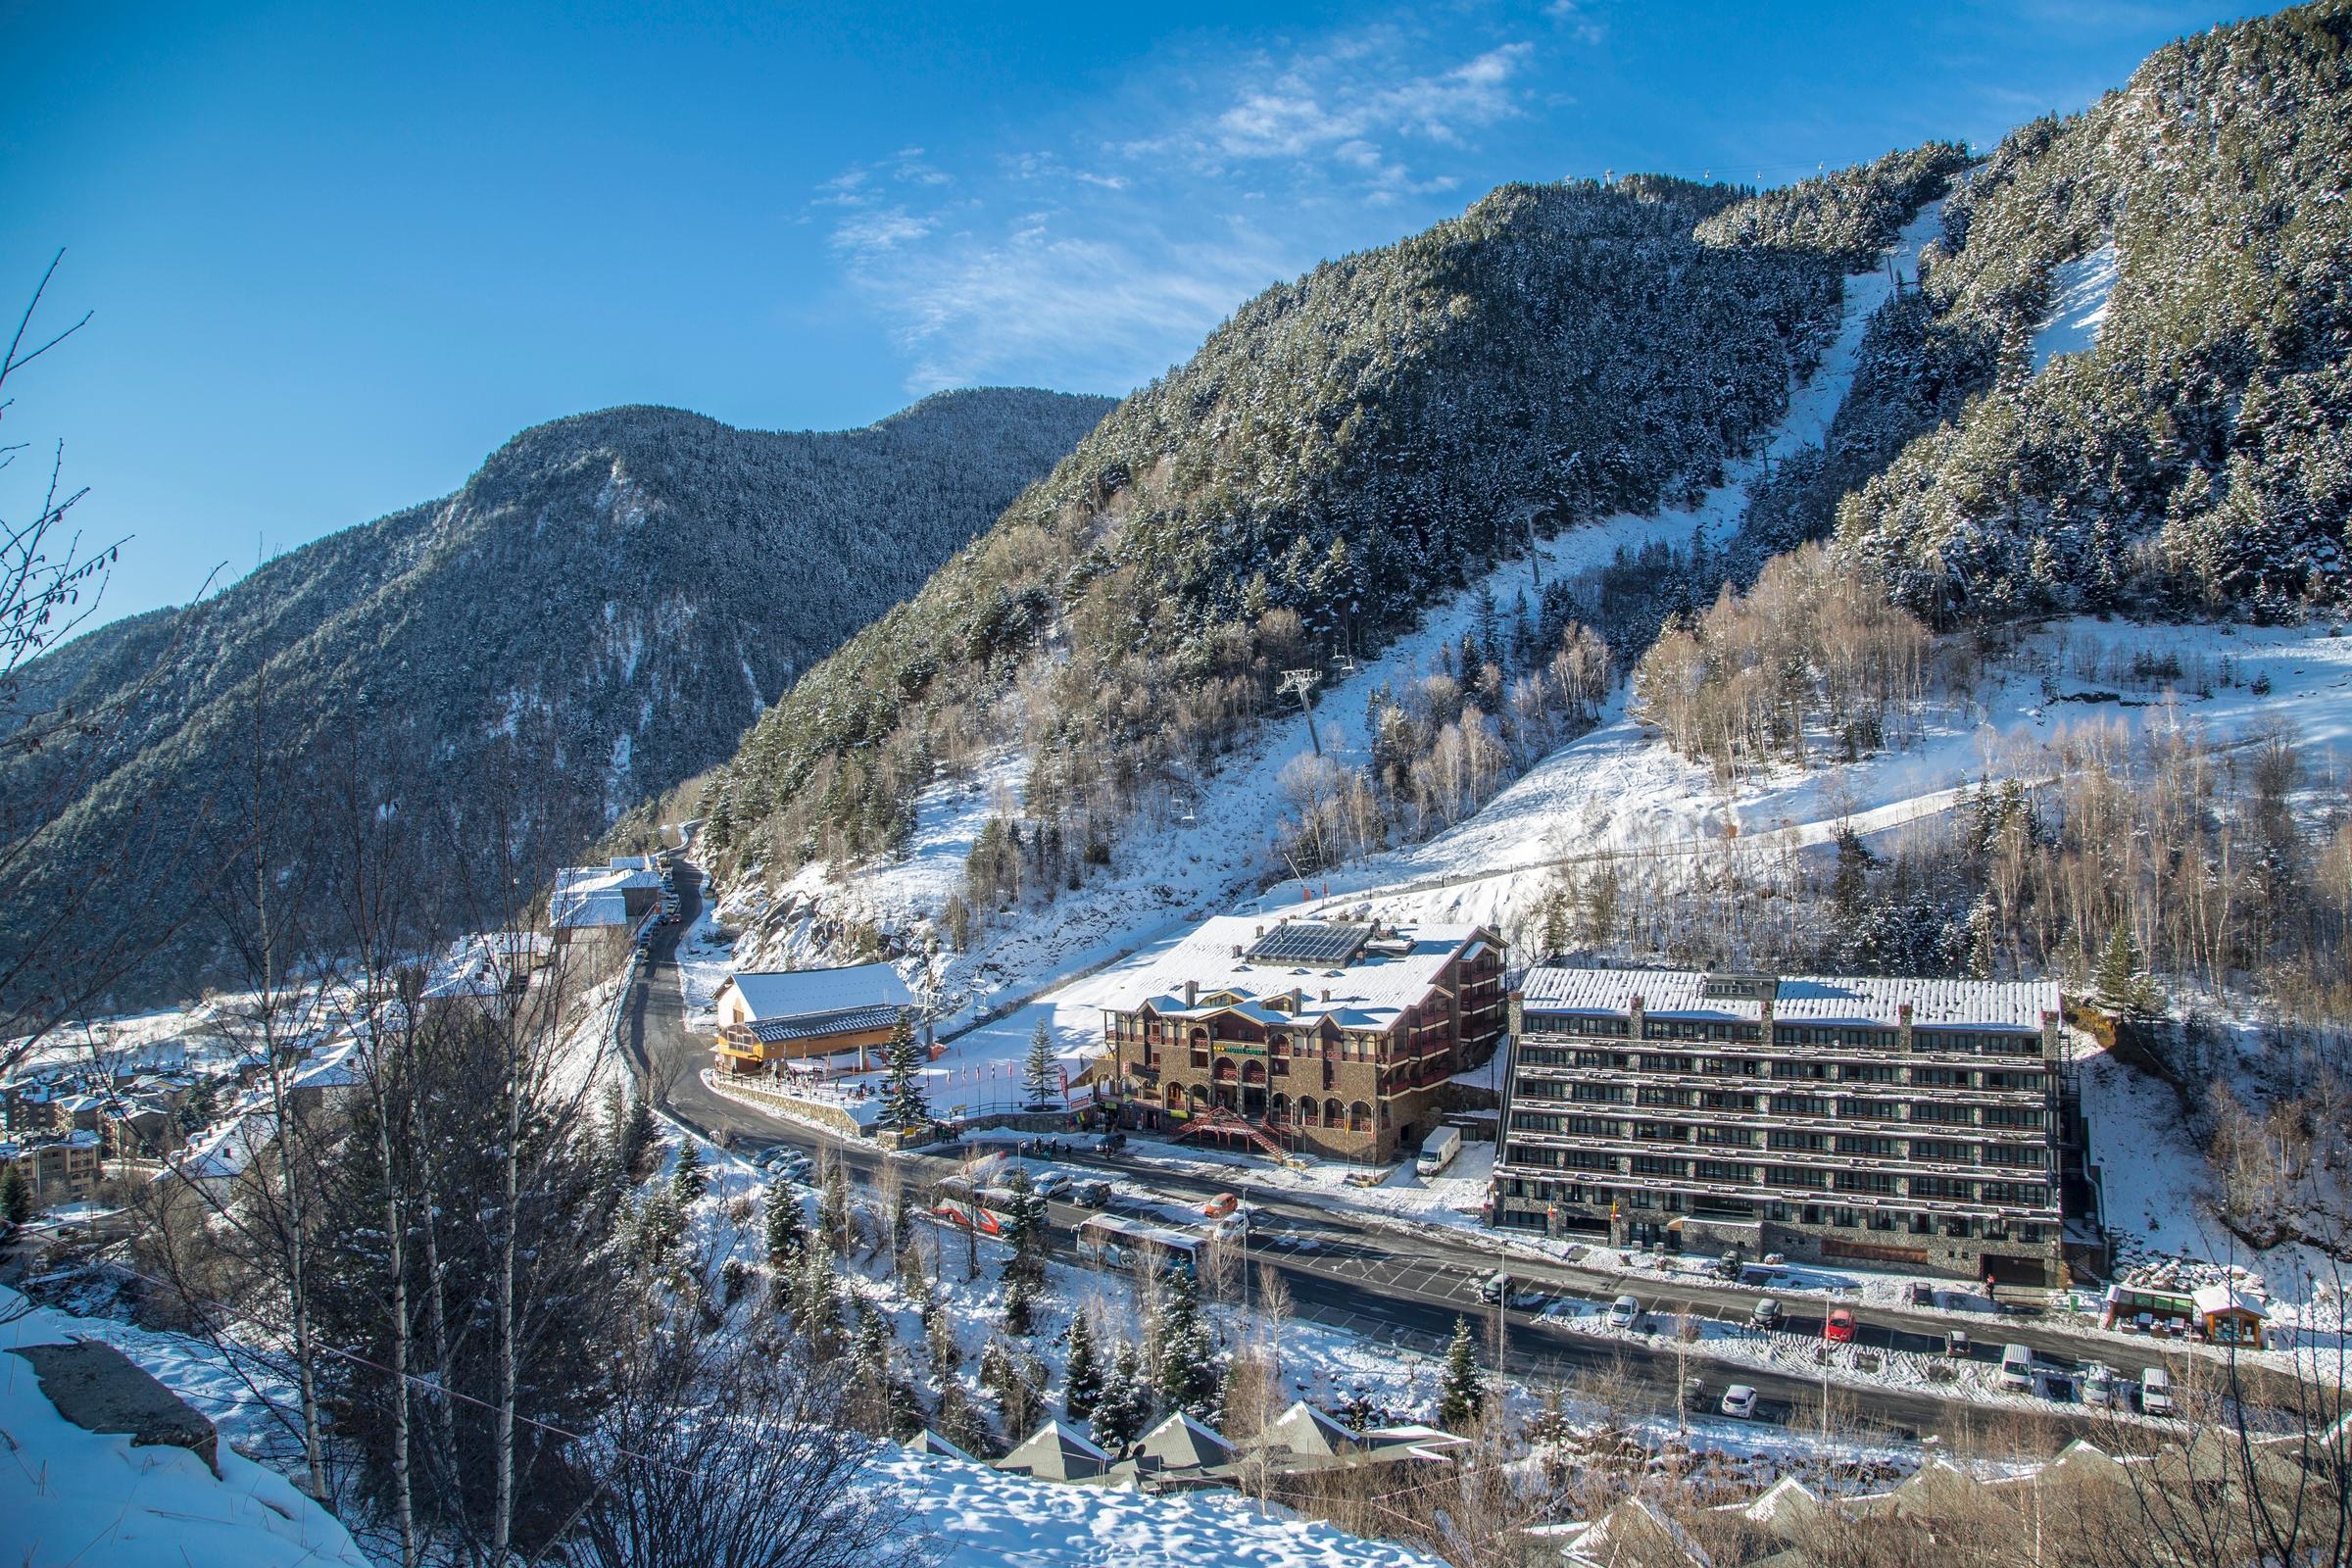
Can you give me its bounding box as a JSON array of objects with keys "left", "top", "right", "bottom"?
[{"left": 1075, "top": 1213, "right": 1202, "bottom": 1277}]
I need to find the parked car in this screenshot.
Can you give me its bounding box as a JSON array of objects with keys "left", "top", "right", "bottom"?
[
  {"left": 1824, "top": 1309, "right": 1857, "bottom": 1344},
  {"left": 1032, "top": 1173, "right": 1070, "bottom": 1199},
  {"left": 2140, "top": 1366, "right": 2175, "bottom": 1417},
  {"left": 1071, "top": 1180, "right": 1112, "bottom": 1207},
  {"left": 1720, "top": 1385, "right": 1760, "bottom": 1420},
  {"left": 1201, "top": 1192, "right": 1241, "bottom": 1220},
  {"left": 1681, "top": 1376, "right": 1707, "bottom": 1409},
  {"left": 1945, "top": 1329, "right": 1971, "bottom": 1358},
  {"left": 1607, "top": 1295, "right": 1642, "bottom": 1330},
  {"left": 1092, "top": 1132, "right": 1127, "bottom": 1153},
  {"left": 1479, "top": 1270, "right": 1511, "bottom": 1304},
  {"left": 2082, "top": 1364, "right": 2119, "bottom": 1408},
  {"left": 1999, "top": 1343, "right": 2036, "bottom": 1392},
  {"left": 1905, "top": 1282, "right": 1936, "bottom": 1307},
  {"left": 1749, "top": 1298, "right": 1782, "bottom": 1331}
]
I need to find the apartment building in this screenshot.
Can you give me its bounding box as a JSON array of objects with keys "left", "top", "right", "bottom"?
[
  {"left": 1493, "top": 967, "right": 2071, "bottom": 1285},
  {"left": 1098, "top": 912, "right": 1506, "bottom": 1163}
]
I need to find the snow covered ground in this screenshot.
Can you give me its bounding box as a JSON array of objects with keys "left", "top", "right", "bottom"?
[
  {"left": 1288, "top": 617, "right": 2352, "bottom": 956},
  {"left": 2032, "top": 242, "right": 2119, "bottom": 370},
  {"left": 877, "top": 1445, "right": 1446, "bottom": 1568},
  {"left": 0, "top": 1287, "right": 368, "bottom": 1568}
]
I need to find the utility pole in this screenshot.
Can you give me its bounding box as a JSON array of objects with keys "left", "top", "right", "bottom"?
[{"left": 1278, "top": 668, "right": 1322, "bottom": 757}]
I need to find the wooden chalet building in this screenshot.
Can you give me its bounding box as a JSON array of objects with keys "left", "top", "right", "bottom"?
[
  {"left": 712, "top": 962, "right": 917, "bottom": 1076},
  {"left": 1098, "top": 913, "right": 1506, "bottom": 1163}
]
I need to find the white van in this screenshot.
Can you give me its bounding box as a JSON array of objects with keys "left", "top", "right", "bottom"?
[
  {"left": 1998, "top": 1343, "right": 2035, "bottom": 1392},
  {"left": 1416, "top": 1125, "right": 1462, "bottom": 1177},
  {"left": 2140, "top": 1366, "right": 2175, "bottom": 1416}
]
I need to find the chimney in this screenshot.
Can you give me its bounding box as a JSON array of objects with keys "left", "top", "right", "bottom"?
[
  {"left": 1232, "top": 944, "right": 1243, "bottom": 958},
  {"left": 1184, "top": 980, "right": 1199, "bottom": 1008},
  {"left": 1320, "top": 987, "right": 1331, "bottom": 1004},
  {"left": 1254, "top": 925, "right": 1265, "bottom": 939}
]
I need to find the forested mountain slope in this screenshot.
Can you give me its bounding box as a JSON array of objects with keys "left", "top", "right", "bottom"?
[
  {"left": 1, "top": 387, "right": 1111, "bottom": 1010},
  {"left": 1834, "top": 0, "right": 2352, "bottom": 619},
  {"left": 699, "top": 148, "right": 1965, "bottom": 903}
]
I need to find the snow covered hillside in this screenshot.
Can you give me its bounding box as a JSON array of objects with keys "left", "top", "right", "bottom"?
[{"left": 719, "top": 203, "right": 1951, "bottom": 1055}]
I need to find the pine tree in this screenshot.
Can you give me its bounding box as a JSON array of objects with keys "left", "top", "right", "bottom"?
[
  {"left": 1091, "top": 1340, "right": 1151, "bottom": 1448},
  {"left": 1153, "top": 1266, "right": 1217, "bottom": 1414},
  {"left": 1063, "top": 1308, "right": 1102, "bottom": 1417},
  {"left": 820, "top": 1156, "right": 852, "bottom": 1251},
  {"left": 1438, "top": 1316, "right": 1485, "bottom": 1429},
  {"left": 936, "top": 1378, "right": 997, "bottom": 1458},
  {"left": 1022, "top": 1017, "right": 1058, "bottom": 1107},
  {"left": 763, "top": 1183, "right": 806, "bottom": 1266},
  {"left": 619, "top": 1083, "right": 657, "bottom": 1180},
  {"left": 793, "top": 1236, "right": 843, "bottom": 1349},
  {"left": 636, "top": 1184, "right": 685, "bottom": 1264},
  {"left": 978, "top": 1338, "right": 1043, "bottom": 1440},
  {"left": 0, "top": 1162, "right": 28, "bottom": 1229},
  {"left": 669, "top": 1141, "right": 708, "bottom": 1206},
  {"left": 876, "top": 1015, "right": 933, "bottom": 1137},
  {"left": 1003, "top": 1170, "right": 1048, "bottom": 1284},
  {"left": 2094, "top": 924, "right": 2163, "bottom": 1019}
]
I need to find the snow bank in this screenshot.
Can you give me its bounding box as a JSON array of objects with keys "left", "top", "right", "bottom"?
[{"left": 0, "top": 1289, "right": 369, "bottom": 1568}]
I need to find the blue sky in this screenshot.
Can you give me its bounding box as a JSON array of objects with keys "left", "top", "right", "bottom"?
[{"left": 5, "top": 0, "right": 2253, "bottom": 626}]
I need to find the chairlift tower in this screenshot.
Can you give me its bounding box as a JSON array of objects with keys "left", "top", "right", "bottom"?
[{"left": 1277, "top": 667, "right": 1323, "bottom": 757}]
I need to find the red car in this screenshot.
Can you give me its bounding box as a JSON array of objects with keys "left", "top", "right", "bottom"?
[{"left": 1825, "top": 1309, "right": 1857, "bottom": 1344}]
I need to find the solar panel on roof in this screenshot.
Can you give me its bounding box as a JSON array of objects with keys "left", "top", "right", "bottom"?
[{"left": 1245, "top": 921, "right": 1369, "bottom": 965}]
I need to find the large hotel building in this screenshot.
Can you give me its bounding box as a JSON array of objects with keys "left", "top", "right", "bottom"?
[
  {"left": 1493, "top": 967, "right": 2078, "bottom": 1285},
  {"left": 1097, "top": 913, "right": 1507, "bottom": 1164}
]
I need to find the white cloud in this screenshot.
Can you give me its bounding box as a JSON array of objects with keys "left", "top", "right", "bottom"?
[
  {"left": 1544, "top": 1, "right": 1610, "bottom": 46},
  {"left": 1201, "top": 38, "right": 1533, "bottom": 164},
  {"left": 830, "top": 206, "right": 936, "bottom": 255},
  {"left": 848, "top": 210, "right": 1295, "bottom": 394},
  {"left": 813, "top": 14, "right": 1540, "bottom": 393}
]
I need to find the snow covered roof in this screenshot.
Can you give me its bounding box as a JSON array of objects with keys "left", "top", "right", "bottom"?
[
  {"left": 718, "top": 963, "right": 914, "bottom": 1023},
  {"left": 1518, "top": 967, "right": 2060, "bottom": 1033},
  {"left": 1097, "top": 913, "right": 1492, "bottom": 1034},
  {"left": 741, "top": 1004, "right": 907, "bottom": 1045},
  {"left": 2190, "top": 1283, "right": 2266, "bottom": 1319},
  {"left": 555, "top": 863, "right": 664, "bottom": 896},
  {"left": 1135, "top": 1410, "right": 1236, "bottom": 1472},
  {"left": 996, "top": 1419, "right": 1112, "bottom": 1481},
  {"left": 291, "top": 1044, "right": 365, "bottom": 1093},
  {"left": 1264, "top": 1400, "right": 1360, "bottom": 1457},
  {"left": 550, "top": 888, "right": 633, "bottom": 930},
  {"left": 174, "top": 1113, "right": 276, "bottom": 1184}
]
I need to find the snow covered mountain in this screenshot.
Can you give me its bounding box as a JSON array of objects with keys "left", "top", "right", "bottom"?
[
  {"left": 1834, "top": 3, "right": 2352, "bottom": 618},
  {"left": 697, "top": 147, "right": 1964, "bottom": 954},
  {"left": 1, "top": 387, "right": 1112, "bottom": 1012}
]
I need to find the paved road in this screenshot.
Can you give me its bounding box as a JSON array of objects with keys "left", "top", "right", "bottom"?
[{"left": 623, "top": 863, "right": 2178, "bottom": 1451}]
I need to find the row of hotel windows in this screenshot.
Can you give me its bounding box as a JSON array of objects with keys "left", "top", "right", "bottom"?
[
  {"left": 1494, "top": 1181, "right": 2051, "bottom": 1242},
  {"left": 1513, "top": 1083, "right": 2045, "bottom": 1124},
  {"left": 1506, "top": 1114, "right": 2050, "bottom": 1157},
  {"left": 1114, "top": 1019, "right": 1395, "bottom": 1061},
  {"left": 1498, "top": 1149, "right": 2049, "bottom": 1203},
  {"left": 1527, "top": 1016, "right": 2042, "bottom": 1055},
  {"left": 1514, "top": 1045, "right": 2041, "bottom": 1089}
]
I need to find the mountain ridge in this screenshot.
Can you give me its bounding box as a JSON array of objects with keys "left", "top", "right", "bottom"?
[{"left": 1, "top": 384, "right": 1114, "bottom": 1013}]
